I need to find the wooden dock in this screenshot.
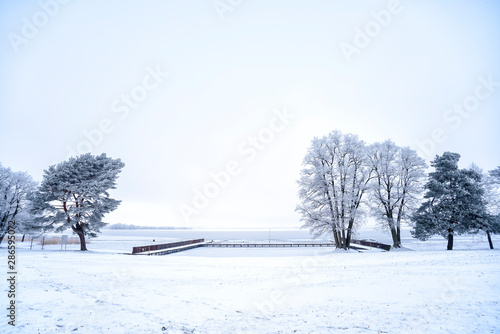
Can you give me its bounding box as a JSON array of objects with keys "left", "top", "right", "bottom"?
[
  {"left": 204, "top": 242, "right": 335, "bottom": 248},
  {"left": 351, "top": 239, "right": 392, "bottom": 251},
  {"left": 131, "top": 239, "right": 390, "bottom": 255},
  {"left": 141, "top": 242, "right": 207, "bottom": 256},
  {"left": 204, "top": 242, "right": 368, "bottom": 251},
  {"left": 132, "top": 239, "right": 206, "bottom": 256}
]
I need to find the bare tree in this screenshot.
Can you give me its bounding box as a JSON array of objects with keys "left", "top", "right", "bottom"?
[
  {"left": 297, "top": 131, "right": 372, "bottom": 249},
  {"left": 482, "top": 166, "right": 500, "bottom": 249},
  {"left": 367, "top": 141, "right": 427, "bottom": 248},
  {"left": 0, "top": 164, "right": 37, "bottom": 244}
]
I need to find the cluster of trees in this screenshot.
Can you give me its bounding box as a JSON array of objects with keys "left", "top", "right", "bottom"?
[
  {"left": 3, "top": 140, "right": 498, "bottom": 252},
  {"left": 297, "top": 130, "right": 500, "bottom": 250},
  {"left": 0, "top": 154, "right": 124, "bottom": 251}
]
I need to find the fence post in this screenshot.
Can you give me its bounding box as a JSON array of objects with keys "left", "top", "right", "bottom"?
[{"left": 61, "top": 235, "right": 68, "bottom": 251}]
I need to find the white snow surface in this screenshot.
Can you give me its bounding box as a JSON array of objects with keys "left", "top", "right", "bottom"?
[{"left": 1, "top": 228, "right": 499, "bottom": 334}]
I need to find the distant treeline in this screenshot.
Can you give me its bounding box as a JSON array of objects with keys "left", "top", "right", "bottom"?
[{"left": 108, "top": 223, "right": 191, "bottom": 230}]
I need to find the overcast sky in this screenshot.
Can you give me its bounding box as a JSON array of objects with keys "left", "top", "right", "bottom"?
[{"left": 1, "top": 0, "right": 499, "bottom": 228}]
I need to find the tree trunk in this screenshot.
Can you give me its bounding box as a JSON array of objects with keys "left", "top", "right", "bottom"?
[
  {"left": 447, "top": 232, "right": 453, "bottom": 250},
  {"left": 346, "top": 218, "right": 355, "bottom": 249},
  {"left": 341, "top": 229, "right": 346, "bottom": 249},
  {"left": 77, "top": 232, "right": 87, "bottom": 251},
  {"left": 334, "top": 229, "right": 343, "bottom": 249},
  {"left": 22, "top": 234, "right": 25, "bottom": 242},
  {"left": 346, "top": 228, "right": 352, "bottom": 249},
  {"left": 333, "top": 229, "right": 340, "bottom": 248},
  {"left": 71, "top": 222, "right": 87, "bottom": 251},
  {"left": 0, "top": 217, "right": 7, "bottom": 245},
  {"left": 390, "top": 227, "right": 399, "bottom": 248},
  {"left": 387, "top": 217, "right": 401, "bottom": 248},
  {"left": 396, "top": 205, "right": 404, "bottom": 248},
  {"left": 486, "top": 231, "right": 494, "bottom": 250},
  {"left": 396, "top": 226, "right": 401, "bottom": 248}
]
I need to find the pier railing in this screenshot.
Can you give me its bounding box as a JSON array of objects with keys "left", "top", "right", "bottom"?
[{"left": 132, "top": 239, "right": 205, "bottom": 254}]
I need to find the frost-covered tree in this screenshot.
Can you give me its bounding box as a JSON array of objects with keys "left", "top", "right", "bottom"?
[
  {"left": 480, "top": 166, "right": 500, "bottom": 249},
  {"left": 367, "top": 141, "right": 427, "bottom": 248},
  {"left": 297, "top": 131, "right": 372, "bottom": 249},
  {"left": 0, "top": 164, "right": 38, "bottom": 244},
  {"left": 411, "top": 152, "right": 487, "bottom": 250},
  {"left": 489, "top": 166, "right": 500, "bottom": 182},
  {"left": 31, "top": 153, "right": 124, "bottom": 251},
  {"left": 486, "top": 167, "right": 500, "bottom": 220}
]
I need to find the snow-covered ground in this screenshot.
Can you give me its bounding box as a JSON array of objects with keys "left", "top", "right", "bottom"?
[{"left": 1, "top": 228, "right": 499, "bottom": 333}]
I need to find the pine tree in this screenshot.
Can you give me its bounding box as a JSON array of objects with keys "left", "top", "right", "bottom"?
[
  {"left": 411, "top": 152, "right": 487, "bottom": 250},
  {"left": 31, "top": 153, "right": 124, "bottom": 251}
]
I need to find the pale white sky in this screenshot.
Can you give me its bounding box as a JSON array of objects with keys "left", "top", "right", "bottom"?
[{"left": 1, "top": 0, "right": 499, "bottom": 228}]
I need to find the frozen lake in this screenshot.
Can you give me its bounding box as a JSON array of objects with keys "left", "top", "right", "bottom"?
[
  {"left": 71, "top": 227, "right": 498, "bottom": 253},
  {"left": 100, "top": 227, "right": 323, "bottom": 242}
]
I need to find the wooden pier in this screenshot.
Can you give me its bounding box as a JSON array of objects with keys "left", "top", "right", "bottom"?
[
  {"left": 351, "top": 239, "right": 392, "bottom": 251},
  {"left": 132, "top": 239, "right": 206, "bottom": 256},
  {"left": 204, "top": 242, "right": 335, "bottom": 248},
  {"left": 131, "top": 238, "right": 390, "bottom": 255}
]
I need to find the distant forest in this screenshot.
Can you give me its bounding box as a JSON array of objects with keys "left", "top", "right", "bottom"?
[{"left": 107, "top": 223, "right": 192, "bottom": 230}]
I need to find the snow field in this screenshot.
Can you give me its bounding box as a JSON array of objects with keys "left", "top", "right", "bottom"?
[{"left": 1, "top": 238, "right": 499, "bottom": 334}]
